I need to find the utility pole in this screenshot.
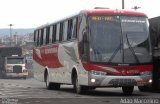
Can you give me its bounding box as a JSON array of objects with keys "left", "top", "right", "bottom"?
[
  {"left": 122, "top": 0, "right": 125, "bottom": 9},
  {"left": 9, "top": 24, "right": 13, "bottom": 46},
  {"left": 132, "top": 6, "right": 141, "bottom": 11},
  {"left": 14, "top": 32, "right": 18, "bottom": 46}
]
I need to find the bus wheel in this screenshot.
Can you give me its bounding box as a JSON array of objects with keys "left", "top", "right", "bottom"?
[
  {"left": 87, "top": 86, "right": 96, "bottom": 90},
  {"left": 23, "top": 77, "right": 27, "bottom": 79},
  {"left": 138, "top": 86, "right": 150, "bottom": 92},
  {"left": 0, "top": 71, "right": 2, "bottom": 79},
  {"left": 122, "top": 86, "right": 134, "bottom": 95},
  {"left": 45, "top": 73, "right": 60, "bottom": 90},
  {"left": 158, "top": 80, "right": 160, "bottom": 92},
  {"left": 73, "top": 74, "right": 86, "bottom": 94}
]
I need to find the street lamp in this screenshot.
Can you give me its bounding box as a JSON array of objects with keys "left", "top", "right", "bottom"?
[
  {"left": 122, "top": 0, "right": 125, "bottom": 9},
  {"left": 9, "top": 24, "right": 13, "bottom": 45},
  {"left": 131, "top": 6, "right": 141, "bottom": 11}
]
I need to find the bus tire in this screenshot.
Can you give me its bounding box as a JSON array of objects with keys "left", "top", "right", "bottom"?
[
  {"left": 45, "top": 72, "right": 60, "bottom": 90},
  {"left": 23, "top": 77, "right": 27, "bottom": 79},
  {"left": 158, "top": 80, "right": 160, "bottom": 92},
  {"left": 152, "top": 78, "right": 160, "bottom": 92},
  {"left": 0, "top": 71, "right": 2, "bottom": 79},
  {"left": 122, "top": 86, "right": 134, "bottom": 95},
  {"left": 152, "top": 58, "right": 160, "bottom": 92},
  {"left": 87, "top": 86, "right": 96, "bottom": 90},
  {"left": 73, "top": 73, "right": 86, "bottom": 94},
  {"left": 138, "top": 86, "right": 150, "bottom": 92}
]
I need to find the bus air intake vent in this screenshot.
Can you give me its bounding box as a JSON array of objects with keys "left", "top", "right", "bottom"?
[{"left": 109, "top": 79, "right": 137, "bottom": 86}]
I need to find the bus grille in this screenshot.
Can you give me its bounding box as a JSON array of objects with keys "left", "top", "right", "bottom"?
[
  {"left": 109, "top": 79, "right": 137, "bottom": 86},
  {"left": 13, "top": 66, "right": 22, "bottom": 73}
]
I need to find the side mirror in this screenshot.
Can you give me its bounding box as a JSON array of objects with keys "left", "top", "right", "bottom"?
[{"left": 83, "top": 30, "right": 88, "bottom": 43}]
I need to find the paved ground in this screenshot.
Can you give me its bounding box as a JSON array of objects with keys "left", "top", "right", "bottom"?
[{"left": 0, "top": 78, "right": 160, "bottom": 104}]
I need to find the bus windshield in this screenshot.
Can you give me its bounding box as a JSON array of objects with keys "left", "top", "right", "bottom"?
[
  {"left": 89, "top": 15, "right": 152, "bottom": 64},
  {"left": 7, "top": 58, "right": 25, "bottom": 64}
]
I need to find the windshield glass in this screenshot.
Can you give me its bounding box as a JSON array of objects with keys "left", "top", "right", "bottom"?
[
  {"left": 89, "top": 16, "right": 122, "bottom": 63},
  {"left": 7, "top": 58, "right": 25, "bottom": 64},
  {"left": 121, "top": 16, "right": 151, "bottom": 64},
  {"left": 89, "top": 15, "right": 152, "bottom": 64}
]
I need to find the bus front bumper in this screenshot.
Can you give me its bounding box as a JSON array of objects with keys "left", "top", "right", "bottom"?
[
  {"left": 5, "top": 72, "right": 28, "bottom": 78},
  {"left": 88, "top": 75, "right": 152, "bottom": 87}
]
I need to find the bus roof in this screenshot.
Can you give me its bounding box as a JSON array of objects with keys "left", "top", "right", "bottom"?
[
  {"left": 81, "top": 9, "right": 147, "bottom": 17},
  {"left": 36, "top": 9, "right": 147, "bottom": 29}
]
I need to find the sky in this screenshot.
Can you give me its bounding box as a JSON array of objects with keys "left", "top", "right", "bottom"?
[{"left": 0, "top": 0, "right": 159, "bottom": 28}]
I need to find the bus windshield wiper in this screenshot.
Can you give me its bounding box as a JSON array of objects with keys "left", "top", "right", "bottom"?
[
  {"left": 108, "top": 40, "right": 122, "bottom": 63},
  {"left": 126, "top": 33, "right": 140, "bottom": 64}
]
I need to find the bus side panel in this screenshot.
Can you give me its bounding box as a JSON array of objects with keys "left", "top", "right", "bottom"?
[
  {"left": 33, "top": 60, "right": 45, "bottom": 81},
  {"left": 33, "top": 41, "right": 89, "bottom": 85},
  {"left": 50, "top": 41, "right": 88, "bottom": 85},
  {"left": 77, "top": 62, "right": 89, "bottom": 86}
]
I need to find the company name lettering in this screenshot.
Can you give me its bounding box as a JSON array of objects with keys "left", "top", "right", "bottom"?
[
  {"left": 121, "top": 19, "right": 145, "bottom": 23},
  {"left": 45, "top": 47, "right": 58, "bottom": 54}
]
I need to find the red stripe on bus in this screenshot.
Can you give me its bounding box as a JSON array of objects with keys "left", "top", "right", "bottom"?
[
  {"left": 33, "top": 45, "right": 63, "bottom": 68},
  {"left": 82, "top": 62, "right": 152, "bottom": 76}
]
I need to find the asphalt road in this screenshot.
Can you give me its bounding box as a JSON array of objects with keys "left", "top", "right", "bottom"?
[{"left": 0, "top": 78, "right": 160, "bottom": 104}]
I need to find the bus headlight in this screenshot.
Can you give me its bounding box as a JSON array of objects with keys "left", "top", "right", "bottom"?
[
  {"left": 91, "top": 70, "right": 107, "bottom": 76},
  {"left": 6, "top": 66, "right": 13, "bottom": 70},
  {"left": 23, "top": 69, "right": 28, "bottom": 73},
  {"left": 6, "top": 69, "right": 13, "bottom": 73},
  {"left": 140, "top": 71, "right": 152, "bottom": 76},
  {"left": 149, "top": 79, "right": 152, "bottom": 83},
  {"left": 91, "top": 78, "right": 96, "bottom": 83}
]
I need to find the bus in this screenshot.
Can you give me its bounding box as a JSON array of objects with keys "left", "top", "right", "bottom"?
[
  {"left": 149, "top": 16, "right": 160, "bottom": 92},
  {"left": 138, "top": 16, "right": 160, "bottom": 92},
  {"left": 33, "top": 9, "right": 153, "bottom": 95}
]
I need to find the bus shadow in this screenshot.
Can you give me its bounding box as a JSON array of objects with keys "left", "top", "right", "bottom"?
[{"left": 59, "top": 87, "right": 147, "bottom": 97}]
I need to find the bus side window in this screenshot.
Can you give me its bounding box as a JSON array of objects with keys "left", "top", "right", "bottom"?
[
  {"left": 72, "top": 17, "right": 78, "bottom": 39},
  {"left": 38, "top": 29, "right": 42, "bottom": 46},
  {"left": 34, "top": 30, "right": 38, "bottom": 46},
  {"left": 82, "top": 28, "right": 88, "bottom": 60},
  {"left": 56, "top": 23, "right": 60, "bottom": 42},
  {"left": 49, "top": 26, "right": 53, "bottom": 44},
  {"left": 46, "top": 26, "right": 50, "bottom": 44},
  {"left": 63, "top": 21, "right": 68, "bottom": 41},
  {"left": 40, "top": 29, "right": 44, "bottom": 46},
  {"left": 67, "top": 19, "right": 73, "bottom": 40},
  {"left": 43, "top": 28, "right": 46, "bottom": 45},
  {"left": 52, "top": 25, "right": 57, "bottom": 43},
  {"left": 34, "top": 31, "right": 36, "bottom": 45},
  {"left": 59, "top": 22, "right": 64, "bottom": 41},
  {"left": 79, "top": 15, "right": 88, "bottom": 61}
]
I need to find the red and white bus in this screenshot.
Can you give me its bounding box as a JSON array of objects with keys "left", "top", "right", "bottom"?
[{"left": 33, "top": 9, "right": 153, "bottom": 95}]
